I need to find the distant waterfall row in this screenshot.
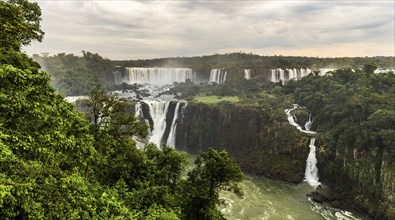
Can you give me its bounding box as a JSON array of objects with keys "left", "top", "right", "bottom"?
[
  {"left": 209, "top": 69, "right": 227, "bottom": 84},
  {"left": 271, "top": 68, "right": 312, "bottom": 84},
  {"left": 115, "top": 68, "right": 196, "bottom": 86},
  {"left": 113, "top": 67, "right": 319, "bottom": 86},
  {"left": 134, "top": 100, "right": 187, "bottom": 148}
]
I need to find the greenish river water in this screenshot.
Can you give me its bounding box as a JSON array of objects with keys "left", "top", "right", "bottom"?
[{"left": 220, "top": 176, "right": 370, "bottom": 220}]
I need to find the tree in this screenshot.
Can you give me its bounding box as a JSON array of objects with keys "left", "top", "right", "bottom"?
[
  {"left": 363, "top": 63, "right": 377, "bottom": 75},
  {"left": 182, "top": 148, "right": 243, "bottom": 220},
  {"left": 0, "top": 0, "right": 44, "bottom": 50},
  {"left": 0, "top": 0, "right": 44, "bottom": 69},
  {"left": 85, "top": 85, "right": 148, "bottom": 139},
  {"left": 32, "top": 52, "right": 115, "bottom": 96}
]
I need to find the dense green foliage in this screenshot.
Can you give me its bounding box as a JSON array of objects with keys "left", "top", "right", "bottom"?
[
  {"left": 33, "top": 51, "right": 394, "bottom": 97},
  {"left": 182, "top": 149, "right": 243, "bottom": 220},
  {"left": 0, "top": 0, "right": 43, "bottom": 70},
  {"left": 279, "top": 68, "right": 395, "bottom": 218},
  {"left": 0, "top": 61, "right": 243, "bottom": 219},
  {"left": 193, "top": 96, "right": 240, "bottom": 104},
  {"left": 0, "top": 1, "right": 244, "bottom": 219},
  {"left": 32, "top": 52, "right": 115, "bottom": 96},
  {"left": 113, "top": 52, "right": 394, "bottom": 70},
  {"left": 3, "top": 0, "right": 393, "bottom": 218},
  {"left": 0, "top": 0, "right": 44, "bottom": 50},
  {"left": 282, "top": 68, "right": 395, "bottom": 155}
]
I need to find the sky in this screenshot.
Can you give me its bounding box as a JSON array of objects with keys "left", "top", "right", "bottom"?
[{"left": 23, "top": 0, "right": 395, "bottom": 60}]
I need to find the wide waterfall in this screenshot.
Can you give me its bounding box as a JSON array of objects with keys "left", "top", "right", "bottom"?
[
  {"left": 209, "top": 69, "right": 227, "bottom": 84},
  {"left": 270, "top": 68, "right": 311, "bottom": 84},
  {"left": 144, "top": 100, "right": 170, "bottom": 147},
  {"left": 244, "top": 69, "right": 251, "bottom": 80},
  {"left": 271, "top": 68, "right": 285, "bottom": 83},
  {"left": 133, "top": 99, "right": 185, "bottom": 149},
  {"left": 117, "top": 67, "right": 195, "bottom": 86},
  {"left": 287, "top": 68, "right": 311, "bottom": 80},
  {"left": 285, "top": 104, "right": 320, "bottom": 188}
]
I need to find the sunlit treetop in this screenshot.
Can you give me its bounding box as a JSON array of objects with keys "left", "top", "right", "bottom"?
[{"left": 0, "top": 0, "right": 44, "bottom": 50}]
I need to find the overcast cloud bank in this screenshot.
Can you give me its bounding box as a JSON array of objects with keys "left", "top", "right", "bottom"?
[{"left": 24, "top": 0, "right": 395, "bottom": 59}]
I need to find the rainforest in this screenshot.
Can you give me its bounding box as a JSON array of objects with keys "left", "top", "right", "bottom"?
[{"left": 1, "top": 0, "right": 395, "bottom": 219}]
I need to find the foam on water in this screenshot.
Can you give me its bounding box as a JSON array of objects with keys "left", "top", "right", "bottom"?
[{"left": 220, "top": 176, "right": 370, "bottom": 220}]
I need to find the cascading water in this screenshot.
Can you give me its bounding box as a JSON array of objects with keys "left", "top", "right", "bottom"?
[
  {"left": 305, "top": 113, "right": 313, "bottom": 131},
  {"left": 134, "top": 101, "right": 144, "bottom": 118},
  {"left": 285, "top": 104, "right": 320, "bottom": 188},
  {"left": 300, "top": 68, "right": 312, "bottom": 78},
  {"left": 118, "top": 67, "right": 195, "bottom": 86},
  {"left": 244, "top": 69, "right": 251, "bottom": 80},
  {"left": 166, "top": 102, "right": 182, "bottom": 148},
  {"left": 271, "top": 68, "right": 311, "bottom": 84},
  {"left": 271, "top": 68, "right": 284, "bottom": 83},
  {"left": 305, "top": 138, "right": 320, "bottom": 187},
  {"left": 133, "top": 99, "right": 186, "bottom": 149},
  {"left": 318, "top": 68, "right": 336, "bottom": 76},
  {"left": 144, "top": 100, "right": 170, "bottom": 148},
  {"left": 209, "top": 69, "right": 227, "bottom": 84}
]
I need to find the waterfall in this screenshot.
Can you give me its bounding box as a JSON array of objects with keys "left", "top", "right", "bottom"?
[
  {"left": 318, "top": 68, "right": 335, "bottom": 76},
  {"left": 270, "top": 68, "right": 285, "bottom": 84},
  {"left": 244, "top": 69, "right": 251, "bottom": 80},
  {"left": 271, "top": 68, "right": 311, "bottom": 84},
  {"left": 166, "top": 102, "right": 182, "bottom": 148},
  {"left": 144, "top": 100, "right": 170, "bottom": 148},
  {"left": 133, "top": 102, "right": 148, "bottom": 148},
  {"left": 209, "top": 69, "right": 227, "bottom": 84},
  {"left": 135, "top": 101, "right": 150, "bottom": 132},
  {"left": 304, "top": 113, "right": 313, "bottom": 131},
  {"left": 271, "top": 69, "right": 275, "bottom": 82},
  {"left": 305, "top": 138, "right": 320, "bottom": 187},
  {"left": 134, "top": 102, "right": 144, "bottom": 118},
  {"left": 301, "top": 68, "right": 312, "bottom": 78},
  {"left": 119, "top": 67, "right": 195, "bottom": 86},
  {"left": 285, "top": 104, "right": 320, "bottom": 188},
  {"left": 135, "top": 100, "right": 186, "bottom": 149},
  {"left": 114, "top": 69, "right": 127, "bottom": 84},
  {"left": 180, "top": 103, "right": 188, "bottom": 116}
]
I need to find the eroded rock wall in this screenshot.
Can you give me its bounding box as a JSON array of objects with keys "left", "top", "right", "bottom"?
[{"left": 175, "top": 102, "right": 310, "bottom": 183}]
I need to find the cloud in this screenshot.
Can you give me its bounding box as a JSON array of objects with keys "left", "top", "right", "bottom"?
[{"left": 23, "top": 0, "right": 395, "bottom": 59}]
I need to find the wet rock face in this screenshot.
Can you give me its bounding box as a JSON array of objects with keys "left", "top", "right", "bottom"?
[
  {"left": 175, "top": 102, "right": 310, "bottom": 183},
  {"left": 317, "top": 140, "right": 395, "bottom": 219},
  {"left": 174, "top": 102, "right": 394, "bottom": 219}
]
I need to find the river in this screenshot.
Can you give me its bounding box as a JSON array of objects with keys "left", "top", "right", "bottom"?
[{"left": 220, "top": 176, "right": 371, "bottom": 220}]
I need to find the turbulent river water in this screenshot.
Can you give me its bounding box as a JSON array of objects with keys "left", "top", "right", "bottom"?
[{"left": 220, "top": 176, "right": 371, "bottom": 220}]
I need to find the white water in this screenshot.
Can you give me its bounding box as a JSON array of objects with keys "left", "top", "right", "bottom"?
[
  {"left": 166, "top": 102, "right": 181, "bottom": 148},
  {"left": 118, "top": 67, "right": 195, "bottom": 86},
  {"left": 305, "top": 138, "right": 320, "bottom": 187},
  {"left": 64, "top": 96, "right": 88, "bottom": 103},
  {"left": 318, "top": 68, "right": 336, "bottom": 76},
  {"left": 285, "top": 104, "right": 320, "bottom": 188},
  {"left": 115, "top": 84, "right": 187, "bottom": 149},
  {"left": 134, "top": 102, "right": 144, "bottom": 118},
  {"left": 209, "top": 69, "right": 227, "bottom": 84},
  {"left": 221, "top": 176, "right": 369, "bottom": 220},
  {"left": 271, "top": 68, "right": 311, "bottom": 84},
  {"left": 144, "top": 100, "right": 170, "bottom": 148},
  {"left": 271, "top": 68, "right": 285, "bottom": 83},
  {"left": 244, "top": 69, "right": 251, "bottom": 80},
  {"left": 305, "top": 113, "right": 313, "bottom": 131},
  {"left": 135, "top": 101, "right": 150, "bottom": 133}
]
